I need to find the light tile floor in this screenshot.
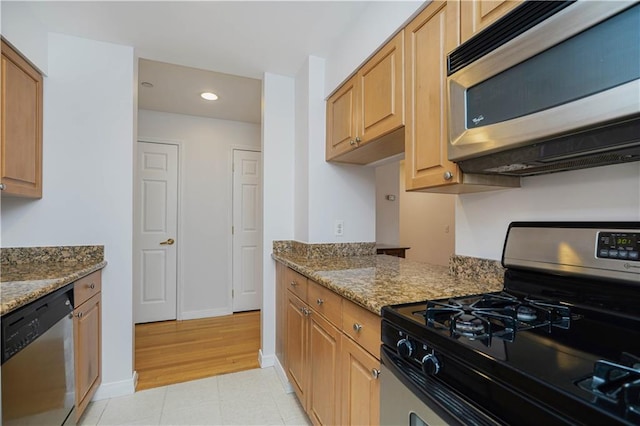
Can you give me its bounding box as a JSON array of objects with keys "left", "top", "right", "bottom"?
[{"left": 79, "top": 367, "right": 311, "bottom": 426}]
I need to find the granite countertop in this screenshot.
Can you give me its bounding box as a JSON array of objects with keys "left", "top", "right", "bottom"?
[
  {"left": 272, "top": 251, "right": 504, "bottom": 315},
  {"left": 1, "top": 246, "right": 106, "bottom": 316}
]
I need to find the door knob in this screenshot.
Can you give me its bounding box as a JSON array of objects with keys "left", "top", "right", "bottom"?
[{"left": 160, "top": 238, "right": 175, "bottom": 245}]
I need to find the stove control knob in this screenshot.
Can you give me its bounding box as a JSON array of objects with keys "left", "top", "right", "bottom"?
[
  {"left": 421, "top": 354, "right": 441, "bottom": 375},
  {"left": 396, "top": 338, "right": 414, "bottom": 358}
]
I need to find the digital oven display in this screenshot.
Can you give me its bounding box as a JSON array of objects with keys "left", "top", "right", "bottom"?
[{"left": 597, "top": 232, "right": 639, "bottom": 261}]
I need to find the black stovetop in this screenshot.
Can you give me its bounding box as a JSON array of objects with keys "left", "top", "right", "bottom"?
[{"left": 382, "top": 281, "right": 640, "bottom": 425}]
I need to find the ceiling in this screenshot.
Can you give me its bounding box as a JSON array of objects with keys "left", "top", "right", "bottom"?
[{"left": 23, "top": 1, "right": 376, "bottom": 123}]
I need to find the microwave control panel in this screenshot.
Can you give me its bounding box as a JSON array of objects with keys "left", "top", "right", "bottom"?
[{"left": 597, "top": 232, "right": 639, "bottom": 261}]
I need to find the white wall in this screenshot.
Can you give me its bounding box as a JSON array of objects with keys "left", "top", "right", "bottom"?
[
  {"left": 1, "top": 1, "right": 48, "bottom": 74},
  {"left": 399, "top": 162, "right": 455, "bottom": 266},
  {"left": 137, "top": 110, "right": 261, "bottom": 319},
  {"left": 261, "top": 73, "right": 296, "bottom": 365},
  {"left": 324, "top": 1, "right": 423, "bottom": 96},
  {"left": 375, "top": 162, "right": 400, "bottom": 245},
  {"left": 294, "top": 60, "right": 310, "bottom": 242},
  {"left": 1, "top": 33, "right": 135, "bottom": 398},
  {"left": 456, "top": 162, "right": 640, "bottom": 260}
]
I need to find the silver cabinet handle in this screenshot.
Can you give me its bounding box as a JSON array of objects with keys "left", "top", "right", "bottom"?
[
  {"left": 349, "top": 139, "right": 356, "bottom": 146},
  {"left": 0, "top": 183, "right": 5, "bottom": 190},
  {"left": 355, "top": 137, "right": 361, "bottom": 143},
  {"left": 76, "top": 312, "right": 83, "bottom": 318},
  {"left": 316, "top": 298, "right": 324, "bottom": 306},
  {"left": 89, "top": 283, "right": 95, "bottom": 289},
  {"left": 353, "top": 323, "right": 362, "bottom": 333},
  {"left": 371, "top": 368, "right": 380, "bottom": 379},
  {"left": 290, "top": 281, "right": 298, "bottom": 287},
  {"left": 443, "top": 171, "right": 454, "bottom": 180}
]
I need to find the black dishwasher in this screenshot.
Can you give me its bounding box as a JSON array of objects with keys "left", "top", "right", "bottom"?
[{"left": 1, "top": 284, "right": 76, "bottom": 425}]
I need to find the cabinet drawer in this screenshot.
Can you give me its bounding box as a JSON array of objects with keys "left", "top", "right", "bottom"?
[
  {"left": 342, "top": 300, "right": 381, "bottom": 359},
  {"left": 308, "top": 280, "right": 342, "bottom": 327},
  {"left": 285, "top": 267, "right": 308, "bottom": 302},
  {"left": 74, "top": 271, "right": 102, "bottom": 306}
]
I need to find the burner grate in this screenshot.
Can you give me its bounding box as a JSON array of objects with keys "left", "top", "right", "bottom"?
[{"left": 423, "top": 291, "right": 571, "bottom": 345}]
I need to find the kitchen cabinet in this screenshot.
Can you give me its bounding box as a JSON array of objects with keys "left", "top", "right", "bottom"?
[
  {"left": 74, "top": 270, "right": 102, "bottom": 421},
  {"left": 460, "top": 0, "right": 524, "bottom": 43},
  {"left": 404, "top": 1, "right": 519, "bottom": 193},
  {"left": 279, "top": 264, "right": 382, "bottom": 425},
  {"left": 404, "top": 1, "right": 461, "bottom": 191},
  {"left": 341, "top": 334, "right": 380, "bottom": 426},
  {"left": 1, "top": 39, "right": 43, "bottom": 198},
  {"left": 326, "top": 31, "right": 405, "bottom": 165},
  {"left": 275, "top": 262, "right": 286, "bottom": 367},
  {"left": 285, "top": 279, "right": 342, "bottom": 426}
]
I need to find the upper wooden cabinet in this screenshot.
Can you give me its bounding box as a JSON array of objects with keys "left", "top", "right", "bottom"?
[
  {"left": 461, "top": 0, "right": 525, "bottom": 43},
  {"left": 326, "top": 31, "right": 405, "bottom": 165},
  {"left": 404, "top": 1, "right": 519, "bottom": 193},
  {"left": 404, "top": 1, "right": 461, "bottom": 191},
  {"left": 1, "top": 40, "right": 43, "bottom": 198}
]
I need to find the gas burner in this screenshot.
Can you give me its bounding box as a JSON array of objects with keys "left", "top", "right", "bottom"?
[
  {"left": 453, "top": 314, "right": 487, "bottom": 339},
  {"left": 423, "top": 292, "right": 571, "bottom": 344},
  {"left": 517, "top": 306, "right": 537, "bottom": 321}
]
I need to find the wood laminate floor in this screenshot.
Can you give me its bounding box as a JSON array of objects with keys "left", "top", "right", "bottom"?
[{"left": 135, "top": 311, "right": 261, "bottom": 391}]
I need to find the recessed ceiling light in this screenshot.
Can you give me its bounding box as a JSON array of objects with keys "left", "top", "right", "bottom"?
[
  {"left": 200, "top": 92, "right": 219, "bottom": 101},
  {"left": 141, "top": 81, "right": 154, "bottom": 88}
]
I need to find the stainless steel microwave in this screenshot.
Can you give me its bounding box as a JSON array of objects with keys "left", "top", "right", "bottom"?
[{"left": 447, "top": 1, "right": 640, "bottom": 176}]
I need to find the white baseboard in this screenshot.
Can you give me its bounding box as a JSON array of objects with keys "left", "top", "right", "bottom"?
[
  {"left": 92, "top": 372, "right": 137, "bottom": 400},
  {"left": 258, "top": 349, "right": 275, "bottom": 367},
  {"left": 273, "top": 356, "right": 294, "bottom": 394},
  {"left": 180, "top": 307, "right": 231, "bottom": 320}
]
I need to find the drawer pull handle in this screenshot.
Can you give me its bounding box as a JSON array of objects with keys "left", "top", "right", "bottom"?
[
  {"left": 89, "top": 283, "right": 95, "bottom": 289},
  {"left": 353, "top": 323, "right": 362, "bottom": 333},
  {"left": 316, "top": 298, "right": 324, "bottom": 306},
  {"left": 76, "top": 312, "right": 83, "bottom": 318},
  {"left": 300, "top": 307, "right": 310, "bottom": 317},
  {"left": 371, "top": 368, "right": 380, "bottom": 379},
  {"left": 290, "top": 281, "right": 298, "bottom": 287}
]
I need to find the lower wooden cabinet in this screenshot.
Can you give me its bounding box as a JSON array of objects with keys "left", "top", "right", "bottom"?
[
  {"left": 278, "top": 263, "right": 381, "bottom": 425},
  {"left": 286, "top": 291, "right": 309, "bottom": 404},
  {"left": 73, "top": 270, "right": 102, "bottom": 421},
  {"left": 308, "top": 310, "right": 342, "bottom": 426},
  {"left": 341, "top": 334, "right": 381, "bottom": 426}
]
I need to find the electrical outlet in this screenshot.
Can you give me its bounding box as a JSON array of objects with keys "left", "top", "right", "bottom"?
[{"left": 334, "top": 220, "right": 344, "bottom": 236}]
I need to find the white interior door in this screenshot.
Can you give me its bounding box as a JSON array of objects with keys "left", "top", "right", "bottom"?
[
  {"left": 232, "top": 150, "right": 262, "bottom": 312},
  {"left": 134, "top": 142, "right": 178, "bottom": 323}
]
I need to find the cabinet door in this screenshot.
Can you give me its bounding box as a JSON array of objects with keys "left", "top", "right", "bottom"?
[
  {"left": 275, "top": 262, "right": 286, "bottom": 366},
  {"left": 326, "top": 75, "right": 358, "bottom": 161},
  {"left": 286, "top": 292, "right": 309, "bottom": 408},
  {"left": 404, "top": 1, "right": 461, "bottom": 191},
  {"left": 308, "top": 311, "right": 341, "bottom": 426},
  {"left": 358, "top": 31, "right": 404, "bottom": 145},
  {"left": 74, "top": 292, "right": 102, "bottom": 420},
  {"left": 341, "top": 335, "right": 380, "bottom": 426},
  {"left": 461, "top": 0, "right": 524, "bottom": 43},
  {"left": 1, "top": 40, "right": 43, "bottom": 198}
]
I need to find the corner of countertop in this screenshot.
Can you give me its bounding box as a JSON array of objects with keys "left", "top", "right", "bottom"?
[{"left": 449, "top": 254, "right": 504, "bottom": 285}]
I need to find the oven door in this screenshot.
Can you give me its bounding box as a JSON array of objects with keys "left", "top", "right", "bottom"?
[{"left": 380, "top": 346, "right": 500, "bottom": 426}]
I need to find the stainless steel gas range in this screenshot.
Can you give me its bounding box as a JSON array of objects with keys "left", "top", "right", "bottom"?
[{"left": 380, "top": 222, "right": 640, "bottom": 425}]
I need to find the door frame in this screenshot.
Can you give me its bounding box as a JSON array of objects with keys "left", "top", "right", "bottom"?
[
  {"left": 135, "top": 137, "right": 185, "bottom": 320},
  {"left": 228, "top": 145, "right": 263, "bottom": 313}
]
